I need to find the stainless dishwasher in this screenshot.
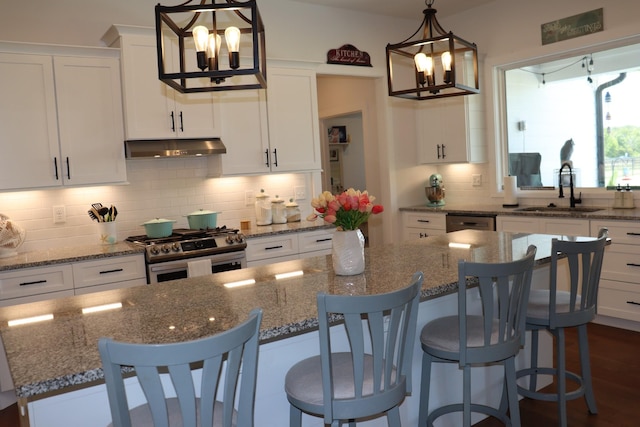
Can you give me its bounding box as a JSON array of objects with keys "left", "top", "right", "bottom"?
[{"left": 446, "top": 214, "right": 496, "bottom": 232}]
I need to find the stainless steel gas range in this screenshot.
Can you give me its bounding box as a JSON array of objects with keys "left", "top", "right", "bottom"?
[{"left": 126, "top": 227, "right": 247, "bottom": 283}]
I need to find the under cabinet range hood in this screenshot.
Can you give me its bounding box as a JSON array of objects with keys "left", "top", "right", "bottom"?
[{"left": 124, "top": 138, "right": 226, "bottom": 158}]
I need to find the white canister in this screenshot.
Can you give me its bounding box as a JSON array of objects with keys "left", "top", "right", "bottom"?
[
  {"left": 98, "top": 222, "right": 117, "bottom": 245},
  {"left": 271, "top": 195, "right": 287, "bottom": 224},
  {"left": 503, "top": 176, "right": 519, "bottom": 207},
  {"left": 255, "top": 189, "right": 272, "bottom": 226}
]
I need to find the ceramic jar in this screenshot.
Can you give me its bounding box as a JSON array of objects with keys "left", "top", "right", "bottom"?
[
  {"left": 255, "top": 189, "right": 272, "bottom": 226},
  {"left": 271, "top": 195, "right": 287, "bottom": 224}
]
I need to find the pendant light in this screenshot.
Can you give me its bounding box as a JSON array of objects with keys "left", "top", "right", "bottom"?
[
  {"left": 386, "top": 0, "right": 479, "bottom": 100},
  {"left": 155, "top": 0, "right": 266, "bottom": 93}
]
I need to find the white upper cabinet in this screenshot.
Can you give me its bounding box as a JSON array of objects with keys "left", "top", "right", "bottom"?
[
  {"left": 416, "top": 92, "right": 485, "bottom": 164},
  {"left": 0, "top": 46, "right": 126, "bottom": 191},
  {"left": 102, "top": 25, "right": 221, "bottom": 140},
  {"left": 211, "top": 66, "right": 321, "bottom": 175}
]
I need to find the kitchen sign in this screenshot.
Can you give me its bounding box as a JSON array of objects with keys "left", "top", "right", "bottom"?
[
  {"left": 327, "top": 44, "right": 372, "bottom": 67},
  {"left": 541, "top": 8, "right": 603, "bottom": 45}
]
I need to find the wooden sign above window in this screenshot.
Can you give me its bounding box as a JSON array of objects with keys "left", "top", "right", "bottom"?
[
  {"left": 541, "top": 8, "right": 603, "bottom": 45},
  {"left": 327, "top": 44, "right": 372, "bottom": 67}
]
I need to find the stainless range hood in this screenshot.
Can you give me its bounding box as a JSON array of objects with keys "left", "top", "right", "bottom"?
[{"left": 125, "top": 138, "right": 226, "bottom": 158}]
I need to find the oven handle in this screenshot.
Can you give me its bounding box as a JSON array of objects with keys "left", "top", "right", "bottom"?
[{"left": 148, "top": 251, "right": 247, "bottom": 273}]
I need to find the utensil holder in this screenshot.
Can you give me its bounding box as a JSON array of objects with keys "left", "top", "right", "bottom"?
[{"left": 98, "top": 222, "right": 117, "bottom": 245}]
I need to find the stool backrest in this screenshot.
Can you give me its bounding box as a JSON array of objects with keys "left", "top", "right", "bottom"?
[
  {"left": 98, "top": 308, "right": 263, "bottom": 427},
  {"left": 548, "top": 228, "right": 608, "bottom": 328},
  {"left": 316, "top": 272, "right": 423, "bottom": 424},
  {"left": 458, "top": 245, "right": 537, "bottom": 366}
]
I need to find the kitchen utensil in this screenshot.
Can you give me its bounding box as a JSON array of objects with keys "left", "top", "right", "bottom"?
[
  {"left": 141, "top": 218, "right": 176, "bottom": 238},
  {"left": 92, "top": 203, "right": 103, "bottom": 210},
  {"left": 89, "top": 207, "right": 102, "bottom": 222},
  {"left": 111, "top": 205, "right": 118, "bottom": 221},
  {"left": 185, "top": 209, "right": 218, "bottom": 230},
  {"left": 98, "top": 207, "right": 109, "bottom": 221}
]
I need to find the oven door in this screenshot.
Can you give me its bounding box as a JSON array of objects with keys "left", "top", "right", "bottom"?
[{"left": 147, "top": 251, "right": 246, "bottom": 284}]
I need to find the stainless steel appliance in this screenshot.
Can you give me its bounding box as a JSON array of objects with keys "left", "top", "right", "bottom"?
[
  {"left": 446, "top": 214, "right": 496, "bottom": 232},
  {"left": 126, "top": 227, "right": 247, "bottom": 283}
]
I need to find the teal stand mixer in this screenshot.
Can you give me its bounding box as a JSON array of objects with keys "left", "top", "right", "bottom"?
[{"left": 426, "top": 173, "right": 445, "bottom": 207}]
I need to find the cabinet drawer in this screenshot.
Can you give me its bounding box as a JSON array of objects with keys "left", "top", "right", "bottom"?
[
  {"left": 591, "top": 219, "right": 640, "bottom": 246},
  {"left": 0, "top": 290, "right": 75, "bottom": 308},
  {"left": 72, "top": 255, "right": 146, "bottom": 289},
  {"left": 598, "top": 279, "right": 640, "bottom": 322},
  {"left": 600, "top": 243, "right": 640, "bottom": 283},
  {"left": 0, "top": 264, "right": 74, "bottom": 301},
  {"left": 403, "top": 228, "right": 446, "bottom": 242},
  {"left": 74, "top": 278, "right": 146, "bottom": 295},
  {"left": 298, "top": 229, "right": 334, "bottom": 254},
  {"left": 403, "top": 212, "right": 446, "bottom": 230},
  {"left": 246, "top": 234, "right": 299, "bottom": 262}
]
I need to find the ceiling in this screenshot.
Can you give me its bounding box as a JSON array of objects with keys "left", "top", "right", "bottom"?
[{"left": 290, "top": 0, "right": 496, "bottom": 20}]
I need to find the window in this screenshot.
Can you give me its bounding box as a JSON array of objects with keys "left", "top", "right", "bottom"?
[{"left": 503, "top": 42, "right": 640, "bottom": 190}]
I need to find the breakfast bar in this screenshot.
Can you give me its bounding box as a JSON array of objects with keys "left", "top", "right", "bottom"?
[{"left": 0, "top": 230, "right": 599, "bottom": 427}]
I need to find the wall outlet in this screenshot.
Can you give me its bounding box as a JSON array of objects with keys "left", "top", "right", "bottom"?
[
  {"left": 245, "top": 190, "right": 255, "bottom": 206},
  {"left": 472, "top": 174, "right": 482, "bottom": 187},
  {"left": 294, "top": 186, "right": 306, "bottom": 200},
  {"left": 53, "top": 205, "right": 66, "bottom": 224}
]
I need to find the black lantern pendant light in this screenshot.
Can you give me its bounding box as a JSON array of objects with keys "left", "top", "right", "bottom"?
[
  {"left": 386, "top": 0, "right": 479, "bottom": 100},
  {"left": 155, "top": 0, "right": 266, "bottom": 93}
]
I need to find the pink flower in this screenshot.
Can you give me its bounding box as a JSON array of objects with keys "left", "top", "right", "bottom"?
[{"left": 308, "top": 188, "right": 384, "bottom": 230}]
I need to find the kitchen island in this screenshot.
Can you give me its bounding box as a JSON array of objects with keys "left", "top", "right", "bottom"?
[{"left": 0, "top": 230, "right": 599, "bottom": 427}]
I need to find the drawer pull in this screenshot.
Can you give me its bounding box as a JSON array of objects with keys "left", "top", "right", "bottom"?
[
  {"left": 626, "top": 301, "right": 640, "bottom": 306},
  {"left": 626, "top": 232, "right": 640, "bottom": 236},
  {"left": 626, "top": 263, "right": 640, "bottom": 268},
  {"left": 19, "top": 280, "right": 47, "bottom": 286},
  {"left": 315, "top": 238, "right": 332, "bottom": 243},
  {"left": 265, "top": 245, "right": 284, "bottom": 250},
  {"left": 417, "top": 219, "right": 431, "bottom": 223},
  {"left": 99, "top": 268, "right": 124, "bottom": 275}
]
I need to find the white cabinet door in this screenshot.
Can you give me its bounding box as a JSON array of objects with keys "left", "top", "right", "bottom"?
[
  {"left": 72, "top": 254, "right": 146, "bottom": 294},
  {"left": 53, "top": 56, "right": 127, "bottom": 185},
  {"left": 538, "top": 217, "right": 590, "bottom": 236},
  {"left": 0, "top": 53, "right": 61, "bottom": 190},
  {"left": 417, "top": 93, "right": 485, "bottom": 164},
  {"left": 0, "top": 264, "right": 74, "bottom": 307},
  {"left": 266, "top": 67, "right": 321, "bottom": 172},
  {"left": 402, "top": 211, "right": 446, "bottom": 241},
  {"left": 298, "top": 229, "right": 334, "bottom": 257},
  {"left": 246, "top": 234, "right": 299, "bottom": 267},
  {"left": 496, "top": 216, "right": 540, "bottom": 233},
  {"left": 114, "top": 28, "right": 221, "bottom": 140}
]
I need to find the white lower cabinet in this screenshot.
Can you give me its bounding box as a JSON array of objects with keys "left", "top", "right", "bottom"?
[
  {"left": 72, "top": 255, "right": 146, "bottom": 295},
  {"left": 246, "top": 229, "right": 335, "bottom": 267},
  {"left": 0, "top": 254, "right": 146, "bottom": 306},
  {"left": 591, "top": 219, "right": 640, "bottom": 324},
  {"left": 496, "top": 216, "right": 590, "bottom": 236},
  {"left": 0, "top": 264, "right": 74, "bottom": 307},
  {"left": 402, "top": 211, "right": 446, "bottom": 241}
]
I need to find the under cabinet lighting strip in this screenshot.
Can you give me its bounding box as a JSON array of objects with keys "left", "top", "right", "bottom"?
[
  {"left": 224, "top": 279, "right": 256, "bottom": 288},
  {"left": 82, "top": 302, "right": 123, "bottom": 314},
  {"left": 8, "top": 314, "right": 54, "bottom": 327}
]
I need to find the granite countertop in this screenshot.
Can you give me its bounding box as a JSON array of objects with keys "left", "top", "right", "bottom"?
[
  {"left": 0, "top": 222, "right": 332, "bottom": 273},
  {"left": 0, "top": 230, "right": 600, "bottom": 399},
  {"left": 400, "top": 203, "right": 640, "bottom": 220}
]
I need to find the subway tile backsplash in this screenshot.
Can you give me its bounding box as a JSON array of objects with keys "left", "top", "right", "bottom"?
[{"left": 0, "top": 158, "right": 317, "bottom": 252}]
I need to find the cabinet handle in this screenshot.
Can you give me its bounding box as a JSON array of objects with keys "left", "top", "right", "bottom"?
[
  {"left": 54, "top": 157, "right": 59, "bottom": 180},
  {"left": 264, "top": 149, "right": 270, "bottom": 167},
  {"left": 626, "top": 232, "right": 640, "bottom": 236},
  {"left": 626, "top": 263, "right": 640, "bottom": 267},
  {"left": 627, "top": 301, "right": 640, "bottom": 306},
  {"left": 99, "top": 268, "right": 124, "bottom": 275},
  {"left": 436, "top": 145, "right": 441, "bottom": 159},
  {"left": 66, "top": 157, "right": 71, "bottom": 180},
  {"left": 170, "top": 111, "right": 175, "bottom": 132},
  {"left": 272, "top": 148, "right": 278, "bottom": 167},
  {"left": 442, "top": 144, "right": 446, "bottom": 159},
  {"left": 315, "top": 238, "right": 332, "bottom": 243},
  {"left": 417, "top": 219, "right": 431, "bottom": 223},
  {"left": 265, "top": 245, "right": 283, "bottom": 250},
  {"left": 179, "top": 111, "right": 184, "bottom": 132},
  {"left": 20, "top": 280, "right": 47, "bottom": 286},
  {"left": 420, "top": 233, "right": 429, "bottom": 238}
]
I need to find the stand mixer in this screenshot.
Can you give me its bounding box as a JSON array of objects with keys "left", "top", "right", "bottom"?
[{"left": 425, "top": 173, "right": 445, "bottom": 207}]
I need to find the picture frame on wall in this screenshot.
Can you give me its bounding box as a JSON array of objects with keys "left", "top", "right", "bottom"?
[
  {"left": 329, "top": 148, "right": 339, "bottom": 162},
  {"left": 328, "top": 126, "right": 347, "bottom": 143}
]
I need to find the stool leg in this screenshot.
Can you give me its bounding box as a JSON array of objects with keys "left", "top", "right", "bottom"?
[
  {"left": 578, "top": 324, "right": 598, "bottom": 414},
  {"left": 289, "top": 404, "right": 302, "bottom": 427},
  {"left": 463, "top": 364, "right": 471, "bottom": 427},
  {"left": 556, "top": 328, "right": 567, "bottom": 427},
  {"left": 386, "top": 406, "right": 401, "bottom": 427},
  {"left": 505, "top": 356, "right": 521, "bottom": 427},
  {"left": 419, "top": 352, "right": 433, "bottom": 427},
  {"left": 529, "top": 328, "right": 539, "bottom": 391}
]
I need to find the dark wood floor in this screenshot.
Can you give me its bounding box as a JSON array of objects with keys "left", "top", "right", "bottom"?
[
  {"left": 0, "top": 323, "right": 637, "bottom": 427},
  {"left": 475, "top": 322, "right": 640, "bottom": 427}
]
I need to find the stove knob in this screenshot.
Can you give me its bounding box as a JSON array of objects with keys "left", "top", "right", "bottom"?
[
  {"left": 235, "top": 233, "right": 245, "bottom": 243},
  {"left": 172, "top": 242, "right": 181, "bottom": 252},
  {"left": 149, "top": 245, "right": 160, "bottom": 255},
  {"left": 225, "top": 235, "right": 235, "bottom": 244},
  {"left": 161, "top": 244, "right": 171, "bottom": 254}
]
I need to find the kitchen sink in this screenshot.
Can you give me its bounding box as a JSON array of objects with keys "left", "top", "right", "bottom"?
[{"left": 514, "top": 206, "right": 603, "bottom": 213}]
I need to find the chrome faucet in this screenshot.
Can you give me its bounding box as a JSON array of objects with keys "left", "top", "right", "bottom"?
[{"left": 558, "top": 162, "right": 582, "bottom": 208}]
